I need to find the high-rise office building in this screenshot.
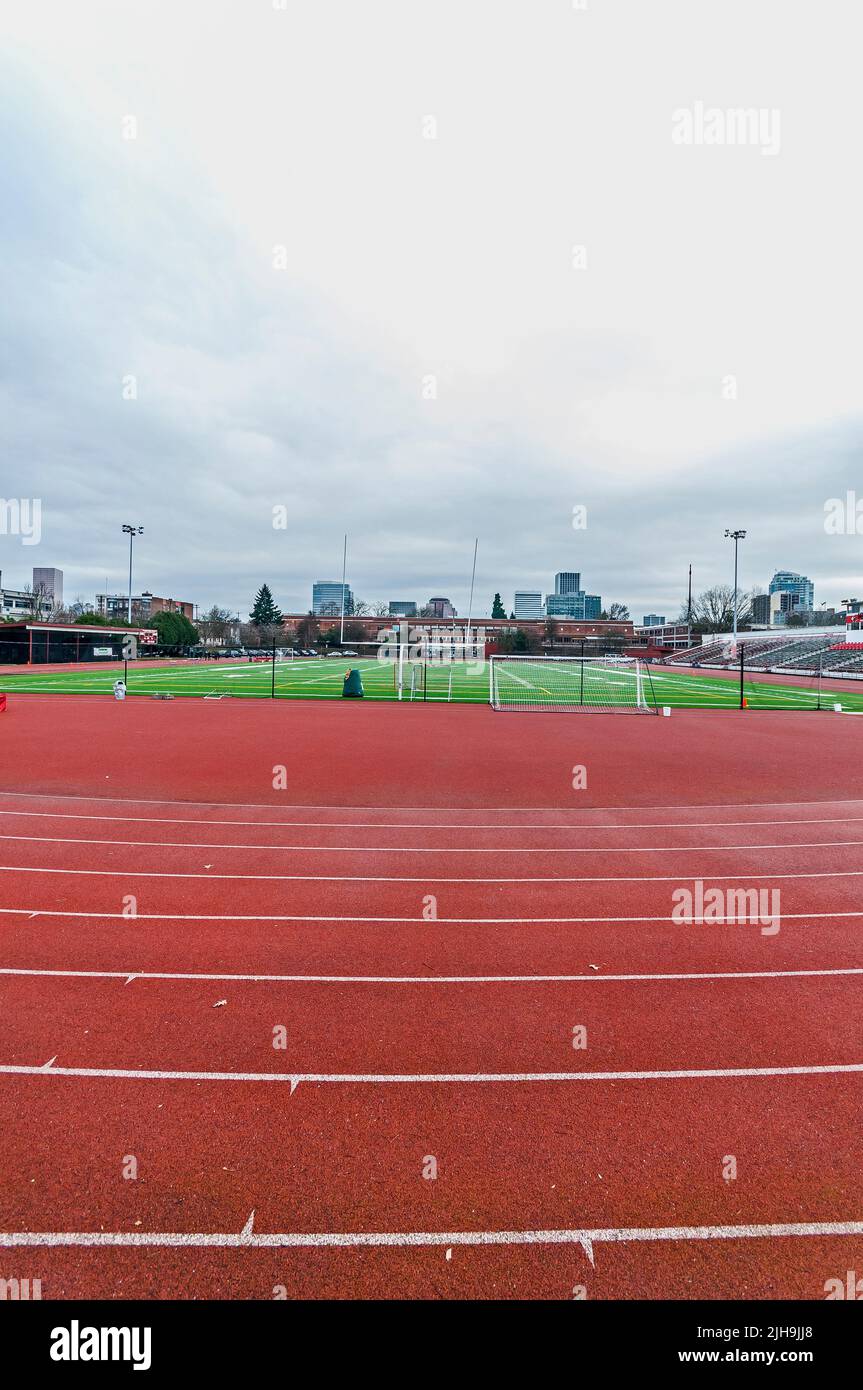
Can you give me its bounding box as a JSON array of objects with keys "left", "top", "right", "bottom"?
[
  {"left": 546, "top": 592, "right": 602, "bottom": 619},
  {"left": 32, "top": 567, "right": 63, "bottom": 610},
  {"left": 751, "top": 594, "right": 771, "bottom": 625},
  {"left": 427, "top": 597, "right": 456, "bottom": 619},
  {"left": 768, "top": 571, "right": 814, "bottom": 611},
  {"left": 312, "top": 581, "right": 354, "bottom": 617},
  {"left": 389, "top": 601, "right": 417, "bottom": 617},
  {"left": 514, "top": 591, "right": 544, "bottom": 619},
  {"left": 555, "top": 572, "right": 582, "bottom": 596},
  {"left": 642, "top": 613, "right": 665, "bottom": 626}
]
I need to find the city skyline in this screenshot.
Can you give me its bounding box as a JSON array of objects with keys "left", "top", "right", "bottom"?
[{"left": 0, "top": 553, "right": 851, "bottom": 624}]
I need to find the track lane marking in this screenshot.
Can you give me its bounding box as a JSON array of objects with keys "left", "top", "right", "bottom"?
[
  {"left": 0, "top": 906, "right": 857, "bottom": 922},
  {"left": 2, "top": 791, "right": 863, "bottom": 813},
  {"left": 3, "top": 862, "right": 863, "bottom": 883},
  {"left": 3, "top": 832, "right": 863, "bottom": 854},
  {"left": 2, "top": 1061, "right": 862, "bottom": 1083},
  {"left": 5, "top": 808, "right": 863, "bottom": 832},
  {"left": 2, "top": 966, "right": 862, "bottom": 984},
  {"left": 2, "top": 1219, "right": 861, "bottom": 1251}
]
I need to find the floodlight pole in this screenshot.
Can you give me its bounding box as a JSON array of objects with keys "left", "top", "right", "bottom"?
[
  {"left": 340, "top": 534, "right": 347, "bottom": 644},
  {"left": 122, "top": 524, "right": 144, "bottom": 623},
  {"left": 724, "top": 528, "right": 746, "bottom": 639}
]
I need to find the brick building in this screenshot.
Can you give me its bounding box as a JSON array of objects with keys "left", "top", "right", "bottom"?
[{"left": 281, "top": 613, "right": 634, "bottom": 647}]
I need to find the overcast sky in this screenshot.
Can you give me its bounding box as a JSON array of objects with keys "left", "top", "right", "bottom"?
[{"left": 1, "top": 0, "right": 861, "bottom": 620}]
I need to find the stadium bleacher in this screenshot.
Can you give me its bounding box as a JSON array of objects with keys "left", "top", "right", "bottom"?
[{"left": 663, "top": 633, "right": 863, "bottom": 678}]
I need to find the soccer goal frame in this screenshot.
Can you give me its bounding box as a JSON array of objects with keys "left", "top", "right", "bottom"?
[{"left": 488, "top": 653, "right": 659, "bottom": 712}]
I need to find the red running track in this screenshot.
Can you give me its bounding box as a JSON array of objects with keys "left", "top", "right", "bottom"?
[{"left": 0, "top": 695, "right": 861, "bottom": 1299}]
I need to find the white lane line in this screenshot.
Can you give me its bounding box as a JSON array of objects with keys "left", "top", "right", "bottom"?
[
  {"left": 0, "top": 906, "right": 854, "bottom": 923},
  {"left": 4, "top": 808, "right": 863, "bottom": 833},
  {"left": 3, "top": 832, "right": 862, "bottom": 855},
  {"left": 2, "top": 791, "right": 862, "bottom": 813},
  {"left": 1, "top": 1218, "right": 861, "bottom": 1253},
  {"left": 1, "top": 1061, "right": 861, "bottom": 1083},
  {"left": 3, "top": 862, "right": 863, "bottom": 885},
  {"left": 2, "top": 1219, "right": 861, "bottom": 1252},
  {"left": 2, "top": 966, "right": 861, "bottom": 985}
]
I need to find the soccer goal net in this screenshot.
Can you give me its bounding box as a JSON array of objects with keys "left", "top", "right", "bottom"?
[
  {"left": 489, "top": 654, "right": 658, "bottom": 712},
  {"left": 334, "top": 639, "right": 486, "bottom": 701}
]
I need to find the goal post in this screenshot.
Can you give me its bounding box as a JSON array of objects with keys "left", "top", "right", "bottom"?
[
  {"left": 488, "top": 654, "right": 658, "bottom": 712},
  {"left": 329, "top": 638, "right": 486, "bottom": 702}
]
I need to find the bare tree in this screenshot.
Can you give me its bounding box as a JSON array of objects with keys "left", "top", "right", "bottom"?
[
  {"left": 21, "top": 582, "right": 50, "bottom": 622},
  {"left": 681, "top": 585, "right": 752, "bottom": 633},
  {"left": 198, "top": 605, "right": 234, "bottom": 646}
]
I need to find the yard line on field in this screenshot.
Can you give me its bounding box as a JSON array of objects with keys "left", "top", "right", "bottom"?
[
  {"left": 4, "top": 861, "right": 863, "bottom": 884},
  {"left": 2, "top": 1061, "right": 861, "bottom": 1084},
  {"left": 2, "top": 1218, "right": 861, "bottom": 1251},
  {"left": 2, "top": 966, "right": 861, "bottom": 984},
  {"left": 498, "top": 669, "right": 535, "bottom": 688}
]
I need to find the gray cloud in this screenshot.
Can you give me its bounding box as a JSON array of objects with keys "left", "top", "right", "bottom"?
[{"left": 1, "top": 14, "right": 862, "bottom": 622}]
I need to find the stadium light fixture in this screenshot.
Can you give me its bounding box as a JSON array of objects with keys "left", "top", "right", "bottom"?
[
  {"left": 724, "top": 528, "right": 747, "bottom": 639},
  {"left": 122, "top": 524, "right": 144, "bottom": 624}
]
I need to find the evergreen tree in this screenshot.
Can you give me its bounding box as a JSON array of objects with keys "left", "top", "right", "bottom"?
[
  {"left": 250, "top": 584, "right": 283, "bottom": 627},
  {"left": 491, "top": 592, "right": 506, "bottom": 619},
  {"left": 147, "top": 610, "right": 199, "bottom": 649}
]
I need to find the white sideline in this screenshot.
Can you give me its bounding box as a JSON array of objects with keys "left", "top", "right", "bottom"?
[{"left": 1, "top": 1218, "right": 861, "bottom": 1252}]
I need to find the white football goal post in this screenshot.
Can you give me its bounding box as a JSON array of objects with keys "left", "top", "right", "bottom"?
[{"left": 488, "top": 654, "right": 658, "bottom": 712}]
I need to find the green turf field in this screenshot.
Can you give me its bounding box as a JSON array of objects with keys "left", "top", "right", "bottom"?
[{"left": 1, "top": 655, "right": 862, "bottom": 710}]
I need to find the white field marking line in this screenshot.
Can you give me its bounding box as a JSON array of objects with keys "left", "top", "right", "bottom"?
[
  {"left": 652, "top": 671, "right": 842, "bottom": 704},
  {"left": 2, "top": 790, "right": 862, "bottom": 813},
  {"left": 4, "top": 809, "right": 863, "bottom": 835},
  {"left": 497, "top": 669, "right": 535, "bottom": 688},
  {"left": 2, "top": 1062, "right": 862, "bottom": 1086},
  {"left": 4, "top": 862, "right": 863, "bottom": 886},
  {"left": 2, "top": 1218, "right": 862, "bottom": 1252},
  {"left": 2, "top": 966, "right": 862, "bottom": 985},
  {"left": 0, "top": 906, "right": 856, "bottom": 924},
  {"left": 6, "top": 833, "right": 863, "bottom": 856}
]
